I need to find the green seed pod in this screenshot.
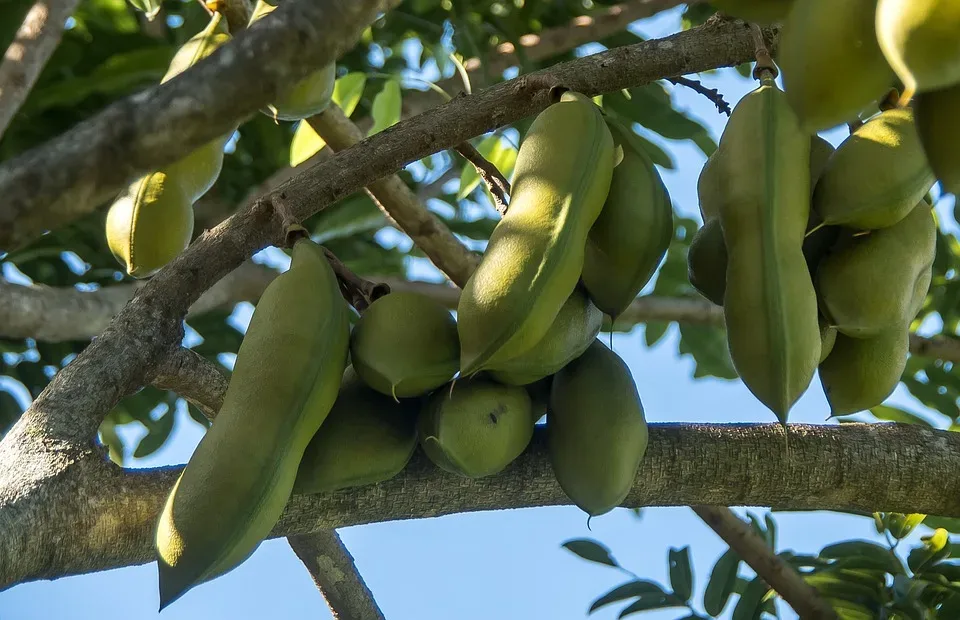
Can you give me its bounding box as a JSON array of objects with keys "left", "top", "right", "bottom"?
[
  {"left": 717, "top": 73, "right": 820, "bottom": 423},
  {"left": 697, "top": 149, "right": 723, "bottom": 221},
  {"left": 155, "top": 238, "right": 350, "bottom": 609},
  {"left": 457, "top": 92, "right": 614, "bottom": 375},
  {"left": 876, "top": 0, "right": 960, "bottom": 94},
  {"left": 418, "top": 376, "right": 533, "bottom": 478},
  {"left": 813, "top": 108, "right": 936, "bottom": 230},
  {"left": 293, "top": 367, "right": 419, "bottom": 494},
  {"left": 916, "top": 83, "right": 960, "bottom": 195},
  {"left": 816, "top": 202, "right": 936, "bottom": 338},
  {"left": 818, "top": 315, "right": 838, "bottom": 364},
  {"left": 487, "top": 285, "right": 602, "bottom": 386},
  {"left": 687, "top": 218, "right": 727, "bottom": 306},
  {"left": 581, "top": 119, "right": 673, "bottom": 319},
  {"left": 548, "top": 340, "right": 648, "bottom": 517},
  {"left": 249, "top": 0, "right": 336, "bottom": 121},
  {"left": 819, "top": 328, "right": 909, "bottom": 416},
  {"left": 779, "top": 0, "right": 894, "bottom": 131},
  {"left": 349, "top": 291, "right": 459, "bottom": 399}
]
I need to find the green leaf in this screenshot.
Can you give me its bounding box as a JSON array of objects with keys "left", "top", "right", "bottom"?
[
  {"left": 732, "top": 577, "right": 771, "bottom": 620},
  {"left": 868, "top": 405, "right": 934, "bottom": 427},
  {"left": 678, "top": 323, "right": 738, "bottom": 380},
  {"left": 764, "top": 513, "right": 778, "bottom": 550},
  {"left": 458, "top": 135, "right": 499, "bottom": 200},
  {"left": 368, "top": 79, "right": 402, "bottom": 136},
  {"left": 333, "top": 72, "right": 367, "bottom": 118},
  {"left": 920, "top": 561, "right": 960, "bottom": 583},
  {"left": 618, "top": 592, "right": 687, "bottom": 617},
  {"left": 97, "top": 420, "right": 124, "bottom": 465},
  {"left": 886, "top": 513, "right": 927, "bottom": 540},
  {"left": 825, "top": 599, "right": 878, "bottom": 620},
  {"left": 588, "top": 581, "right": 670, "bottom": 613},
  {"left": 562, "top": 539, "right": 619, "bottom": 569},
  {"left": 668, "top": 547, "right": 693, "bottom": 602},
  {"left": 644, "top": 322, "right": 670, "bottom": 347},
  {"left": 290, "top": 120, "right": 326, "bottom": 167},
  {"left": 603, "top": 84, "right": 717, "bottom": 158},
  {"left": 927, "top": 516, "right": 960, "bottom": 533},
  {"left": 908, "top": 528, "right": 951, "bottom": 573},
  {"left": 133, "top": 405, "right": 174, "bottom": 458},
  {"left": 704, "top": 549, "right": 741, "bottom": 616},
  {"left": 804, "top": 571, "right": 883, "bottom": 606},
  {"left": 311, "top": 194, "right": 388, "bottom": 243},
  {"left": 820, "top": 540, "right": 906, "bottom": 575}
]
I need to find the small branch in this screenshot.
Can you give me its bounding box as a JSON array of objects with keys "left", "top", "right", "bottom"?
[
  {"left": 288, "top": 527, "right": 386, "bottom": 619},
  {"left": 150, "top": 347, "right": 228, "bottom": 420},
  {"left": 454, "top": 141, "right": 511, "bottom": 215},
  {"left": 692, "top": 506, "right": 839, "bottom": 620},
  {"left": 0, "top": 0, "right": 83, "bottom": 140},
  {"left": 666, "top": 76, "right": 731, "bottom": 116},
  {"left": 322, "top": 247, "right": 390, "bottom": 313},
  {"left": 749, "top": 23, "right": 777, "bottom": 79}
]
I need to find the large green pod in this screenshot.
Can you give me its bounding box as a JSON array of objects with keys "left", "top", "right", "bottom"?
[
  {"left": 916, "top": 83, "right": 960, "bottom": 195},
  {"left": 876, "top": 0, "right": 960, "bottom": 94},
  {"left": 581, "top": 119, "right": 673, "bottom": 319},
  {"left": 349, "top": 291, "right": 459, "bottom": 398},
  {"left": 293, "top": 367, "right": 419, "bottom": 494},
  {"left": 418, "top": 376, "right": 533, "bottom": 478},
  {"left": 155, "top": 238, "right": 350, "bottom": 609},
  {"left": 717, "top": 74, "right": 820, "bottom": 423},
  {"left": 816, "top": 202, "right": 936, "bottom": 338},
  {"left": 487, "top": 285, "right": 602, "bottom": 386},
  {"left": 819, "top": 328, "right": 909, "bottom": 416},
  {"left": 687, "top": 217, "right": 727, "bottom": 306},
  {"left": 548, "top": 340, "right": 648, "bottom": 517},
  {"left": 457, "top": 92, "right": 614, "bottom": 375},
  {"left": 813, "top": 108, "right": 936, "bottom": 230},
  {"left": 779, "top": 0, "right": 893, "bottom": 131},
  {"left": 249, "top": 0, "right": 336, "bottom": 121}
]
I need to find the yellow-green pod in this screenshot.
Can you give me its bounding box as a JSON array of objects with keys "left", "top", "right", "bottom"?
[
  {"left": 813, "top": 108, "right": 936, "bottom": 230},
  {"left": 687, "top": 218, "right": 727, "bottom": 307},
  {"left": 717, "top": 73, "right": 820, "bottom": 423},
  {"left": 418, "top": 376, "right": 533, "bottom": 478},
  {"left": 293, "top": 367, "right": 418, "bottom": 494},
  {"left": 487, "top": 285, "right": 602, "bottom": 386},
  {"left": 457, "top": 92, "right": 614, "bottom": 375},
  {"left": 779, "top": 0, "right": 894, "bottom": 131},
  {"left": 581, "top": 119, "right": 673, "bottom": 319},
  {"left": 249, "top": 0, "right": 336, "bottom": 121},
  {"left": 710, "top": 0, "right": 794, "bottom": 23},
  {"left": 155, "top": 238, "right": 350, "bottom": 609},
  {"left": 349, "top": 291, "right": 459, "bottom": 398},
  {"left": 816, "top": 202, "right": 936, "bottom": 338},
  {"left": 916, "top": 83, "right": 960, "bottom": 195},
  {"left": 876, "top": 0, "right": 960, "bottom": 94},
  {"left": 818, "top": 315, "right": 838, "bottom": 364},
  {"left": 548, "top": 340, "right": 648, "bottom": 517},
  {"left": 819, "top": 328, "right": 909, "bottom": 416},
  {"left": 697, "top": 149, "right": 724, "bottom": 221}
]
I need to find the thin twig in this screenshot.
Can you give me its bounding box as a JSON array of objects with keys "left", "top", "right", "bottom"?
[
  {"left": 692, "top": 506, "right": 839, "bottom": 620},
  {"left": 666, "top": 76, "right": 731, "bottom": 116},
  {"left": 0, "top": 0, "right": 83, "bottom": 140},
  {"left": 454, "top": 141, "right": 511, "bottom": 215},
  {"left": 321, "top": 247, "right": 390, "bottom": 313}
]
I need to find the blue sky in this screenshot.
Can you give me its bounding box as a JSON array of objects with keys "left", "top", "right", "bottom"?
[{"left": 1, "top": 6, "right": 955, "bottom": 620}]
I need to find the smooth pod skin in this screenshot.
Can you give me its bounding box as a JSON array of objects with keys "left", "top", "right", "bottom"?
[
  {"left": 814, "top": 108, "right": 935, "bottom": 230},
  {"left": 876, "top": 0, "right": 960, "bottom": 94},
  {"left": 155, "top": 238, "right": 350, "bottom": 609},
  {"left": 487, "top": 286, "right": 602, "bottom": 386},
  {"left": 916, "top": 83, "right": 960, "bottom": 195},
  {"left": 418, "top": 376, "right": 533, "bottom": 478},
  {"left": 548, "top": 340, "right": 648, "bottom": 517},
  {"left": 819, "top": 316, "right": 838, "bottom": 364},
  {"left": 697, "top": 149, "right": 723, "bottom": 221},
  {"left": 526, "top": 376, "right": 552, "bottom": 424},
  {"left": 819, "top": 328, "right": 909, "bottom": 416},
  {"left": 717, "top": 74, "right": 820, "bottom": 422},
  {"left": 687, "top": 218, "right": 727, "bottom": 306},
  {"left": 816, "top": 202, "right": 936, "bottom": 338},
  {"left": 104, "top": 14, "right": 233, "bottom": 277},
  {"left": 249, "top": 0, "right": 335, "bottom": 121},
  {"left": 779, "top": 0, "right": 894, "bottom": 131},
  {"left": 457, "top": 92, "right": 614, "bottom": 375},
  {"left": 581, "top": 119, "right": 673, "bottom": 319},
  {"left": 349, "top": 291, "right": 459, "bottom": 398},
  {"left": 293, "top": 367, "right": 418, "bottom": 494},
  {"left": 710, "top": 0, "right": 794, "bottom": 23}
]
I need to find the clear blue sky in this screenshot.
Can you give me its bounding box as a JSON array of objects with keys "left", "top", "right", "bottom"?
[{"left": 1, "top": 7, "right": 954, "bottom": 619}]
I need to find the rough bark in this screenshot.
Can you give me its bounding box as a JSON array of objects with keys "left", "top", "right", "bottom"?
[
  {"left": 0, "top": 0, "right": 394, "bottom": 252},
  {"left": 2, "top": 422, "right": 959, "bottom": 590}
]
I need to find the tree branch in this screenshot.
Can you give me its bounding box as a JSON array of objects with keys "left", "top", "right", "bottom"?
[
  {"left": 0, "top": 0, "right": 394, "bottom": 252},
  {"left": 150, "top": 347, "right": 228, "bottom": 420},
  {"left": 0, "top": 0, "right": 82, "bottom": 140},
  {"left": 3, "top": 422, "right": 960, "bottom": 589},
  {"left": 454, "top": 141, "right": 510, "bottom": 215},
  {"left": 288, "top": 531, "right": 385, "bottom": 620},
  {"left": 692, "top": 506, "right": 839, "bottom": 619},
  {"left": 666, "top": 76, "right": 731, "bottom": 115}
]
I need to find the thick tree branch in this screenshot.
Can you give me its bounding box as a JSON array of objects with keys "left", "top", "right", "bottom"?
[
  {"left": 3, "top": 422, "right": 960, "bottom": 589},
  {"left": 150, "top": 347, "right": 228, "bottom": 420},
  {"left": 306, "top": 108, "right": 479, "bottom": 287},
  {"left": 692, "top": 506, "right": 838, "bottom": 619},
  {"left": 0, "top": 0, "right": 82, "bottom": 140},
  {"left": 288, "top": 531, "right": 385, "bottom": 620},
  {"left": 0, "top": 0, "right": 393, "bottom": 252}
]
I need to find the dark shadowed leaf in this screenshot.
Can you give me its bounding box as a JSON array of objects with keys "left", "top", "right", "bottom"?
[
  {"left": 820, "top": 540, "right": 905, "bottom": 575},
  {"left": 618, "top": 592, "right": 686, "bottom": 617},
  {"left": 669, "top": 547, "right": 693, "bottom": 602},
  {"left": 731, "top": 577, "right": 771, "bottom": 620},
  {"left": 589, "top": 581, "right": 670, "bottom": 614},
  {"left": 704, "top": 549, "right": 741, "bottom": 616},
  {"left": 562, "top": 539, "right": 619, "bottom": 568}
]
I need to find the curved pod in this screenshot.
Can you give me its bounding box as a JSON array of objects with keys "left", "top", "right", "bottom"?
[
  {"left": 819, "top": 328, "right": 909, "bottom": 416},
  {"left": 916, "top": 83, "right": 960, "bottom": 196},
  {"left": 876, "top": 0, "right": 960, "bottom": 94},
  {"left": 155, "top": 238, "right": 350, "bottom": 609}
]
